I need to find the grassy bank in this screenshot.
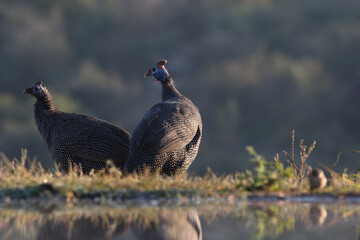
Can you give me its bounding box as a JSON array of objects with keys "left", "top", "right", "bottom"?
[{"left": 0, "top": 143, "right": 360, "bottom": 204}]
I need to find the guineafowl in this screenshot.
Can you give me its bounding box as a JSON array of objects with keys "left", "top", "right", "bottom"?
[
  {"left": 125, "top": 60, "right": 202, "bottom": 175},
  {"left": 24, "top": 81, "right": 130, "bottom": 173}
]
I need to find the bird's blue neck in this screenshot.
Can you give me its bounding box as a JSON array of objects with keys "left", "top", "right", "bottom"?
[{"left": 162, "top": 77, "right": 182, "bottom": 101}]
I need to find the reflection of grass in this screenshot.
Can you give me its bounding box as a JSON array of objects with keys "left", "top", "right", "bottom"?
[
  {"left": 0, "top": 205, "right": 202, "bottom": 239},
  {"left": 237, "top": 203, "right": 359, "bottom": 240},
  {"left": 242, "top": 204, "right": 296, "bottom": 240},
  {"left": 1, "top": 202, "right": 360, "bottom": 240}
]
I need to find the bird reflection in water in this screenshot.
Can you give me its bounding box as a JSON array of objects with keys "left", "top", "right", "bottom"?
[
  {"left": 37, "top": 216, "right": 130, "bottom": 240},
  {"left": 309, "top": 204, "right": 327, "bottom": 227},
  {"left": 131, "top": 208, "right": 202, "bottom": 240},
  {"left": 36, "top": 208, "right": 201, "bottom": 240}
]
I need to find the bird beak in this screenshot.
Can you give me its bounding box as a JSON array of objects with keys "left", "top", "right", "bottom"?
[
  {"left": 23, "top": 88, "right": 31, "bottom": 94},
  {"left": 144, "top": 69, "right": 152, "bottom": 77}
]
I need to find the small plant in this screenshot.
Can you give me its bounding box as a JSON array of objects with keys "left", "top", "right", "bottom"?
[
  {"left": 237, "top": 146, "right": 296, "bottom": 191},
  {"left": 278, "top": 130, "right": 316, "bottom": 182},
  {"left": 333, "top": 150, "right": 360, "bottom": 167}
]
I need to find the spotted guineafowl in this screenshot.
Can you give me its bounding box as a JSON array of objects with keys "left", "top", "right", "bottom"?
[
  {"left": 125, "top": 60, "right": 202, "bottom": 175},
  {"left": 24, "top": 81, "right": 130, "bottom": 173}
]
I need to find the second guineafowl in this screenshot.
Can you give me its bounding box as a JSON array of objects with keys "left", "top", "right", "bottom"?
[
  {"left": 24, "top": 81, "right": 130, "bottom": 173},
  {"left": 125, "top": 60, "right": 202, "bottom": 175}
]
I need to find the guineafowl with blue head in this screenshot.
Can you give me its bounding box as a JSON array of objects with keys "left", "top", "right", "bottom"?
[
  {"left": 24, "top": 81, "right": 130, "bottom": 173},
  {"left": 125, "top": 60, "right": 202, "bottom": 175}
]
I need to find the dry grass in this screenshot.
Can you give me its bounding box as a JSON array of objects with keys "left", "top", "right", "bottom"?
[
  {"left": 280, "top": 130, "right": 316, "bottom": 182},
  {"left": 0, "top": 146, "right": 360, "bottom": 203},
  {"left": 0, "top": 150, "right": 242, "bottom": 202}
]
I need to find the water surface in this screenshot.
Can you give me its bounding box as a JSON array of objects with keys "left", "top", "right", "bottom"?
[{"left": 0, "top": 201, "right": 359, "bottom": 240}]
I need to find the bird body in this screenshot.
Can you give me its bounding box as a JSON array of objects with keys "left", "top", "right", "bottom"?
[
  {"left": 25, "top": 81, "right": 130, "bottom": 173},
  {"left": 309, "top": 168, "right": 327, "bottom": 190},
  {"left": 125, "top": 60, "right": 202, "bottom": 175}
]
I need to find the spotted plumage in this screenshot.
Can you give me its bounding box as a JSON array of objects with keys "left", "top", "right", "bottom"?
[
  {"left": 24, "top": 81, "right": 130, "bottom": 173},
  {"left": 125, "top": 60, "right": 202, "bottom": 175}
]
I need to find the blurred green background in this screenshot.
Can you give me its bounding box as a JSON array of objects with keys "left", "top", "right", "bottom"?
[{"left": 0, "top": 0, "right": 359, "bottom": 174}]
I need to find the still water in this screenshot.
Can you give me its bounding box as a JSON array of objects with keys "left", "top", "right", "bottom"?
[{"left": 0, "top": 200, "right": 359, "bottom": 240}]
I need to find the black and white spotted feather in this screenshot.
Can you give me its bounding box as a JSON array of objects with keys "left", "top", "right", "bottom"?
[
  {"left": 125, "top": 60, "right": 202, "bottom": 175},
  {"left": 24, "top": 81, "right": 130, "bottom": 173}
]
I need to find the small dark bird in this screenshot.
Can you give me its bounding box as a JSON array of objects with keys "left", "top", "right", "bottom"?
[
  {"left": 24, "top": 81, "right": 130, "bottom": 173},
  {"left": 125, "top": 60, "right": 202, "bottom": 175},
  {"left": 309, "top": 168, "right": 327, "bottom": 190}
]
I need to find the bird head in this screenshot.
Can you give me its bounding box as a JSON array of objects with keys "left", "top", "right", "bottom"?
[
  {"left": 23, "top": 81, "right": 47, "bottom": 99},
  {"left": 310, "top": 168, "right": 323, "bottom": 177},
  {"left": 144, "top": 59, "right": 170, "bottom": 83}
]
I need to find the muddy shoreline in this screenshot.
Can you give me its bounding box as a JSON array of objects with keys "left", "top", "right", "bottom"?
[{"left": 2, "top": 187, "right": 360, "bottom": 205}]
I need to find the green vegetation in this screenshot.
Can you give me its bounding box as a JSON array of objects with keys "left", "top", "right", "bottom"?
[
  {"left": 0, "top": 140, "right": 359, "bottom": 203},
  {"left": 334, "top": 150, "right": 360, "bottom": 167},
  {"left": 237, "top": 146, "right": 297, "bottom": 192},
  {"left": 237, "top": 131, "right": 316, "bottom": 192}
]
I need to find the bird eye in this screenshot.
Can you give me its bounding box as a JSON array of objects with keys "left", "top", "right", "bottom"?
[{"left": 152, "top": 67, "right": 156, "bottom": 72}]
